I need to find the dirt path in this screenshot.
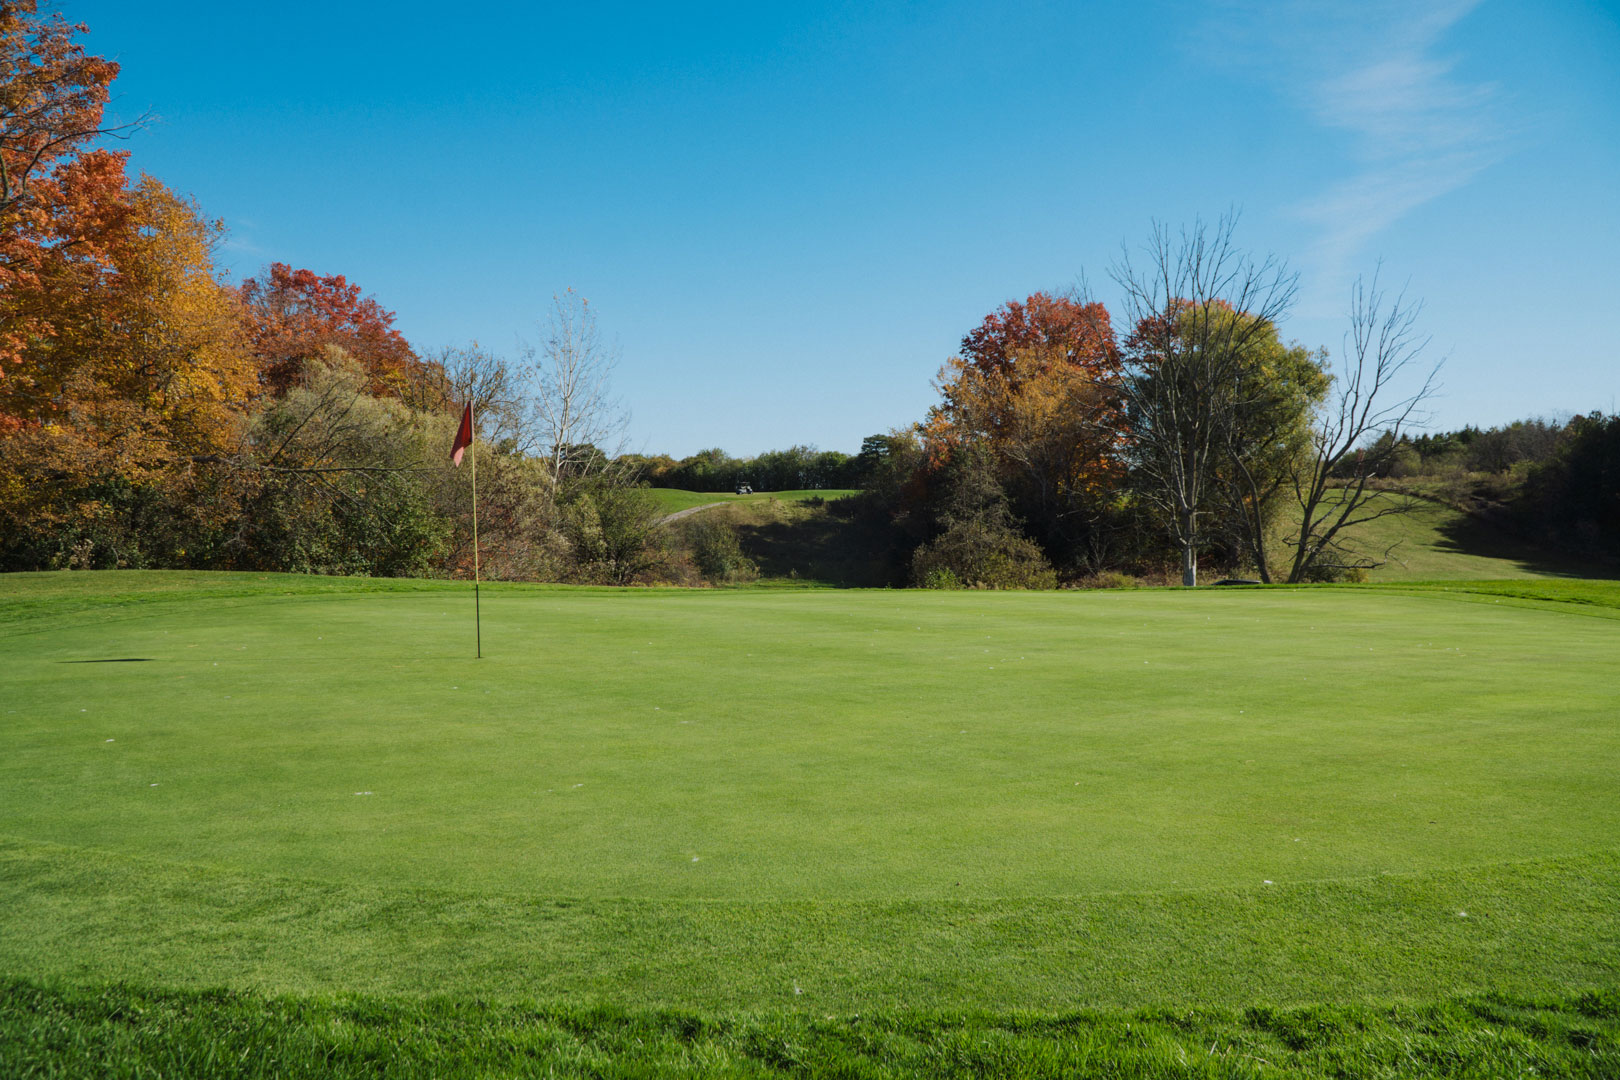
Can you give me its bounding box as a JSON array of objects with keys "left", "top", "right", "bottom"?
[{"left": 658, "top": 502, "right": 727, "bottom": 525}]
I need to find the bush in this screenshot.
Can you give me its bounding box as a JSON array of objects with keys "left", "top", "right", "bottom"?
[
  {"left": 239, "top": 356, "right": 450, "bottom": 577},
  {"left": 558, "top": 484, "right": 672, "bottom": 585},
  {"left": 681, "top": 511, "right": 758, "bottom": 584},
  {"left": 1299, "top": 561, "right": 1369, "bottom": 584},
  {"left": 910, "top": 519, "right": 1058, "bottom": 589},
  {"left": 1072, "top": 571, "right": 1139, "bottom": 590}
]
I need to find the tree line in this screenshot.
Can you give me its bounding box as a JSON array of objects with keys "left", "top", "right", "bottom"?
[
  {"left": 818, "top": 221, "right": 1445, "bottom": 588},
  {"left": 834, "top": 244, "right": 1615, "bottom": 586},
  {"left": 3, "top": 4, "right": 1611, "bottom": 587},
  {"left": 622, "top": 446, "right": 865, "bottom": 494},
  {"left": 0, "top": 5, "right": 685, "bottom": 583}
]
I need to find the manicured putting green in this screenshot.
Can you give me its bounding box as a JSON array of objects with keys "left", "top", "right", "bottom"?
[{"left": 4, "top": 573, "right": 1617, "bottom": 904}]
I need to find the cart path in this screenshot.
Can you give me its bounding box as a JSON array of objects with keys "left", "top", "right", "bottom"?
[{"left": 658, "top": 502, "right": 728, "bottom": 525}]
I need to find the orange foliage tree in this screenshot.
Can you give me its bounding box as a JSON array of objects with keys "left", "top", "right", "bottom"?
[
  {"left": 0, "top": 151, "right": 256, "bottom": 566},
  {"left": 0, "top": 0, "right": 124, "bottom": 395},
  {"left": 924, "top": 292, "right": 1124, "bottom": 561},
  {"left": 239, "top": 263, "right": 419, "bottom": 397}
]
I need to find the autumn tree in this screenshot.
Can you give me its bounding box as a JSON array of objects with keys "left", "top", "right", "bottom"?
[
  {"left": 933, "top": 291, "right": 1118, "bottom": 439},
  {"left": 239, "top": 262, "right": 418, "bottom": 397},
  {"left": 926, "top": 292, "right": 1122, "bottom": 565},
  {"left": 0, "top": 0, "right": 129, "bottom": 386},
  {"left": 0, "top": 155, "right": 257, "bottom": 568},
  {"left": 0, "top": 1, "right": 123, "bottom": 218}
]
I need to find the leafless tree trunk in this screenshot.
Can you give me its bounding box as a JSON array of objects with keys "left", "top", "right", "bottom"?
[
  {"left": 521, "top": 290, "right": 628, "bottom": 500},
  {"left": 1216, "top": 415, "right": 1289, "bottom": 583},
  {"left": 1284, "top": 270, "right": 1441, "bottom": 582},
  {"left": 1112, "top": 215, "right": 1298, "bottom": 586}
]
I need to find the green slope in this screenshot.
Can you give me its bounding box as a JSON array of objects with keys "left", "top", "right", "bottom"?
[
  {"left": 1296, "top": 490, "right": 1609, "bottom": 582},
  {"left": 646, "top": 488, "right": 858, "bottom": 514}
]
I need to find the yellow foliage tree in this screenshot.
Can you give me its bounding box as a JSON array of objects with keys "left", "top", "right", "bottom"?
[{"left": 0, "top": 157, "right": 255, "bottom": 566}]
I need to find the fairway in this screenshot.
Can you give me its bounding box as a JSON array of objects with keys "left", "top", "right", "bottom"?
[{"left": 3, "top": 572, "right": 1618, "bottom": 1018}]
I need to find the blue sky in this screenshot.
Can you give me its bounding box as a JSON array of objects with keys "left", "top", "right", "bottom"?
[{"left": 81, "top": 1, "right": 1619, "bottom": 457}]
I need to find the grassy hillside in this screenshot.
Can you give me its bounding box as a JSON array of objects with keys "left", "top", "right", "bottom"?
[
  {"left": 646, "top": 487, "right": 859, "bottom": 515},
  {"left": 1315, "top": 491, "right": 1608, "bottom": 582},
  {"left": 653, "top": 486, "right": 1611, "bottom": 589}
]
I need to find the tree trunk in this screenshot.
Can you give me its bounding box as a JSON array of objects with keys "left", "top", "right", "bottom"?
[
  {"left": 1249, "top": 501, "right": 1273, "bottom": 583},
  {"left": 1180, "top": 507, "right": 1197, "bottom": 587}
]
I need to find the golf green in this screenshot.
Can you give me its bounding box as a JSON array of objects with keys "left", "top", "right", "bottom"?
[{"left": 2, "top": 571, "right": 1617, "bottom": 1013}]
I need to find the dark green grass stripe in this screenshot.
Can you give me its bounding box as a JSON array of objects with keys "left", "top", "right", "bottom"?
[
  {"left": 3, "top": 838, "right": 1616, "bottom": 1014},
  {"left": 1360, "top": 578, "right": 1620, "bottom": 617},
  {"left": 0, "top": 571, "right": 479, "bottom": 637},
  {"left": 1, "top": 977, "right": 1615, "bottom": 1079}
]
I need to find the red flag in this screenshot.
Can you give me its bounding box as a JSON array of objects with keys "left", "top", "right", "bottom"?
[{"left": 451, "top": 403, "right": 473, "bottom": 466}]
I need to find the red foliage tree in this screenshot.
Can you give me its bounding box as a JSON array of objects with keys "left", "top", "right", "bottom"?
[
  {"left": 928, "top": 291, "right": 1121, "bottom": 454},
  {"left": 0, "top": 1, "right": 120, "bottom": 219},
  {"left": 958, "top": 291, "right": 1118, "bottom": 386},
  {"left": 0, "top": 0, "right": 123, "bottom": 395},
  {"left": 239, "top": 263, "right": 418, "bottom": 397}
]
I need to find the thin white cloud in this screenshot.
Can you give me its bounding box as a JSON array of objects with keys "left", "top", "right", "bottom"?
[
  {"left": 221, "top": 218, "right": 268, "bottom": 264},
  {"left": 1207, "top": 0, "right": 1508, "bottom": 313}
]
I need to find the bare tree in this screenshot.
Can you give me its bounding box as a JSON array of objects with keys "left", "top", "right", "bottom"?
[
  {"left": 521, "top": 290, "right": 628, "bottom": 499},
  {"left": 1112, "top": 215, "right": 1298, "bottom": 586},
  {"left": 1283, "top": 270, "right": 1441, "bottom": 582},
  {"left": 411, "top": 343, "right": 529, "bottom": 450}
]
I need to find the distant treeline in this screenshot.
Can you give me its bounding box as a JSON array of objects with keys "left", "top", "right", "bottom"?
[
  {"left": 618, "top": 445, "right": 876, "bottom": 493},
  {"left": 1361, "top": 417, "right": 1579, "bottom": 478},
  {"left": 1343, "top": 414, "right": 1620, "bottom": 557}
]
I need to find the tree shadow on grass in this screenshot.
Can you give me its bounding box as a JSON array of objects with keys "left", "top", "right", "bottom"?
[
  {"left": 733, "top": 503, "right": 901, "bottom": 587},
  {"left": 1429, "top": 508, "right": 1619, "bottom": 580}
]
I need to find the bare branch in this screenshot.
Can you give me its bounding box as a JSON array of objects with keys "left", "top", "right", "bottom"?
[
  {"left": 521, "top": 290, "right": 629, "bottom": 498},
  {"left": 1283, "top": 267, "right": 1444, "bottom": 582}
]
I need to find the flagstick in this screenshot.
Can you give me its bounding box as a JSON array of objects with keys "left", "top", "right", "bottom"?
[{"left": 471, "top": 402, "right": 482, "bottom": 659}]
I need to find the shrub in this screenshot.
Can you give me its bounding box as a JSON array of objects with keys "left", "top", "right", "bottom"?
[
  {"left": 1299, "top": 561, "right": 1369, "bottom": 584},
  {"left": 1072, "top": 571, "right": 1139, "bottom": 589},
  {"left": 682, "top": 511, "right": 758, "bottom": 584},
  {"left": 239, "top": 355, "right": 450, "bottom": 577},
  {"left": 910, "top": 518, "right": 1057, "bottom": 589},
  {"left": 558, "top": 484, "right": 672, "bottom": 585}
]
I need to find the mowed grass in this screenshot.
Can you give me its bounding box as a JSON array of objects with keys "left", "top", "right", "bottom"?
[
  {"left": 2, "top": 571, "right": 1618, "bottom": 1074},
  {"left": 646, "top": 487, "right": 858, "bottom": 514},
  {"left": 10, "top": 572, "right": 1619, "bottom": 903},
  {"left": 1296, "top": 490, "right": 1611, "bottom": 582}
]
